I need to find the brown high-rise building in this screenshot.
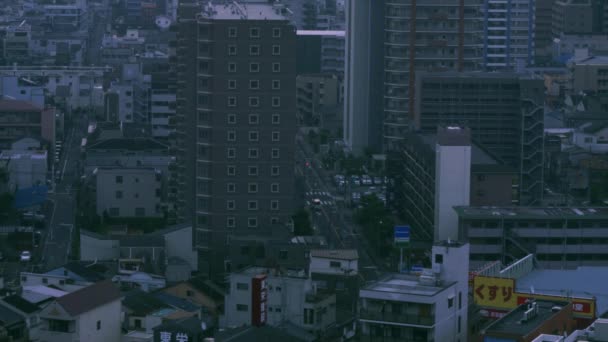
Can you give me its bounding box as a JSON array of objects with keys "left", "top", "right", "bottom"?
[{"left": 174, "top": 1, "right": 297, "bottom": 277}]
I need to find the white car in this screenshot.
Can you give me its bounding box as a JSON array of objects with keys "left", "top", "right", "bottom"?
[{"left": 20, "top": 251, "right": 31, "bottom": 262}]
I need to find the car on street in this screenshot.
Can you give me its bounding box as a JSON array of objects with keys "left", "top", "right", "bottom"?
[
  {"left": 362, "top": 175, "right": 373, "bottom": 185},
  {"left": 20, "top": 251, "right": 31, "bottom": 262},
  {"left": 373, "top": 176, "right": 383, "bottom": 185},
  {"left": 351, "top": 175, "right": 361, "bottom": 186}
]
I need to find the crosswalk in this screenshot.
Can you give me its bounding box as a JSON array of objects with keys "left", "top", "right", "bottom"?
[{"left": 305, "top": 191, "right": 336, "bottom": 206}]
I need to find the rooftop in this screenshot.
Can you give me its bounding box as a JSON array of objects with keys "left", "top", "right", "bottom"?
[
  {"left": 56, "top": 280, "right": 121, "bottom": 316},
  {"left": 236, "top": 266, "right": 308, "bottom": 279},
  {"left": 361, "top": 273, "right": 454, "bottom": 297},
  {"left": 0, "top": 99, "right": 42, "bottom": 112},
  {"left": 122, "top": 290, "right": 168, "bottom": 316},
  {"left": 484, "top": 300, "right": 570, "bottom": 336},
  {"left": 2, "top": 295, "right": 40, "bottom": 314},
  {"left": 87, "top": 138, "right": 168, "bottom": 152},
  {"left": 454, "top": 206, "right": 608, "bottom": 220},
  {"left": 418, "top": 134, "right": 499, "bottom": 166},
  {"left": 201, "top": 1, "right": 291, "bottom": 21},
  {"left": 0, "top": 304, "right": 23, "bottom": 326},
  {"left": 310, "top": 249, "right": 358, "bottom": 260},
  {"left": 516, "top": 267, "right": 608, "bottom": 316},
  {"left": 573, "top": 55, "right": 608, "bottom": 65}
]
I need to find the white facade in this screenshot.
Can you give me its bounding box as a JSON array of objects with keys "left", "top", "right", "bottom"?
[
  {"left": 343, "top": 0, "right": 370, "bottom": 155},
  {"left": 309, "top": 250, "right": 358, "bottom": 276},
  {"left": 39, "top": 299, "right": 122, "bottom": 342},
  {"left": 0, "top": 76, "right": 45, "bottom": 107},
  {"left": 80, "top": 232, "right": 120, "bottom": 261},
  {"left": 95, "top": 168, "right": 163, "bottom": 218},
  {"left": 572, "top": 126, "right": 608, "bottom": 153},
  {"left": 0, "top": 150, "right": 47, "bottom": 191},
  {"left": 222, "top": 267, "right": 335, "bottom": 332},
  {"left": 359, "top": 242, "right": 470, "bottom": 342},
  {"left": 434, "top": 136, "right": 471, "bottom": 242}
]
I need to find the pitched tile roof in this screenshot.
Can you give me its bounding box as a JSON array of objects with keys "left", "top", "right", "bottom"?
[
  {"left": 56, "top": 280, "right": 121, "bottom": 316},
  {"left": 2, "top": 295, "right": 40, "bottom": 314},
  {"left": 122, "top": 290, "right": 168, "bottom": 316}
]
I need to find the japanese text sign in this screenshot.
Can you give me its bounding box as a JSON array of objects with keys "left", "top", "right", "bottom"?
[{"left": 473, "top": 276, "right": 517, "bottom": 309}]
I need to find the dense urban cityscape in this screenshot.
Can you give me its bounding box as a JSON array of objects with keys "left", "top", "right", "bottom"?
[{"left": 0, "top": 0, "right": 605, "bottom": 341}]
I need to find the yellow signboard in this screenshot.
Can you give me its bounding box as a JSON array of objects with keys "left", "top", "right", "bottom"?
[{"left": 473, "top": 276, "right": 517, "bottom": 309}]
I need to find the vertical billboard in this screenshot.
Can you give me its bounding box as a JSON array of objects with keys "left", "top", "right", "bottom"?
[{"left": 251, "top": 274, "right": 268, "bottom": 326}]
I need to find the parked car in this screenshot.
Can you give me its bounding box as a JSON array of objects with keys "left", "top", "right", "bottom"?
[
  {"left": 373, "top": 176, "right": 383, "bottom": 185},
  {"left": 361, "top": 175, "right": 373, "bottom": 185},
  {"left": 351, "top": 175, "right": 361, "bottom": 186},
  {"left": 20, "top": 251, "right": 31, "bottom": 262}
]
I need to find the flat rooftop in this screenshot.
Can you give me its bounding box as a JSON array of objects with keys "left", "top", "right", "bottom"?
[
  {"left": 419, "top": 134, "right": 498, "bottom": 165},
  {"left": 517, "top": 267, "right": 607, "bottom": 316},
  {"left": 201, "top": 1, "right": 290, "bottom": 20},
  {"left": 485, "top": 300, "right": 569, "bottom": 336},
  {"left": 573, "top": 55, "right": 608, "bottom": 65},
  {"left": 454, "top": 206, "right": 608, "bottom": 220},
  {"left": 361, "top": 273, "right": 454, "bottom": 297}
]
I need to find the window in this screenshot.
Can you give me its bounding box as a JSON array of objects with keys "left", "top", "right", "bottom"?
[
  {"left": 448, "top": 296, "right": 454, "bottom": 308},
  {"left": 227, "top": 183, "right": 236, "bottom": 193},
  {"left": 271, "top": 148, "right": 280, "bottom": 159},
  {"left": 458, "top": 292, "right": 462, "bottom": 309},
  {"left": 228, "top": 62, "right": 236, "bottom": 72},
  {"left": 272, "top": 80, "right": 280, "bottom": 90},
  {"left": 458, "top": 315, "right": 462, "bottom": 333},
  {"left": 272, "top": 114, "right": 280, "bottom": 124},
  {"left": 49, "top": 319, "right": 70, "bottom": 333},
  {"left": 435, "top": 254, "right": 444, "bottom": 264},
  {"left": 116, "top": 176, "right": 123, "bottom": 184},
  {"left": 228, "top": 79, "right": 237, "bottom": 89},
  {"left": 248, "top": 166, "right": 258, "bottom": 176},
  {"left": 134, "top": 319, "right": 141, "bottom": 328},
  {"left": 227, "top": 165, "right": 236, "bottom": 176},
  {"left": 227, "top": 130, "right": 236, "bottom": 141},
  {"left": 228, "top": 44, "right": 237, "bottom": 55},
  {"left": 228, "top": 114, "right": 236, "bottom": 124},
  {"left": 271, "top": 183, "right": 279, "bottom": 193},
  {"left": 227, "top": 200, "right": 235, "bottom": 210},
  {"left": 273, "top": 27, "right": 281, "bottom": 38},
  {"left": 249, "top": 114, "right": 259, "bottom": 124},
  {"left": 228, "top": 96, "right": 237, "bottom": 107},
  {"left": 227, "top": 148, "right": 236, "bottom": 158},
  {"left": 250, "top": 27, "right": 260, "bottom": 38},
  {"left": 109, "top": 208, "right": 119, "bottom": 216},
  {"left": 272, "top": 45, "right": 281, "bottom": 55},
  {"left": 249, "top": 97, "right": 260, "bottom": 107},
  {"left": 279, "top": 250, "right": 287, "bottom": 260},
  {"left": 250, "top": 63, "right": 260, "bottom": 73},
  {"left": 115, "top": 191, "right": 123, "bottom": 199},
  {"left": 249, "top": 45, "right": 260, "bottom": 55},
  {"left": 272, "top": 97, "right": 280, "bottom": 107},
  {"left": 248, "top": 148, "right": 258, "bottom": 159},
  {"left": 272, "top": 62, "right": 281, "bottom": 72},
  {"left": 248, "top": 217, "right": 258, "bottom": 227},
  {"left": 271, "top": 217, "right": 279, "bottom": 224},
  {"left": 228, "top": 27, "right": 237, "bottom": 37},
  {"left": 304, "top": 308, "right": 314, "bottom": 325},
  {"left": 271, "top": 165, "right": 280, "bottom": 176},
  {"left": 42, "top": 278, "right": 48, "bottom": 284},
  {"left": 249, "top": 79, "right": 259, "bottom": 89},
  {"left": 96, "top": 320, "right": 101, "bottom": 330},
  {"left": 330, "top": 261, "right": 341, "bottom": 268},
  {"left": 236, "top": 283, "right": 249, "bottom": 290},
  {"left": 227, "top": 216, "right": 235, "bottom": 228},
  {"left": 248, "top": 200, "right": 258, "bottom": 210},
  {"left": 271, "top": 200, "right": 279, "bottom": 210},
  {"left": 249, "top": 131, "right": 259, "bottom": 141},
  {"left": 272, "top": 131, "right": 280, "bottom": 141},
  {"left": 236, "top": 304, "right": 248, "bottom": 312},
  {"left": 186, "top": 290, "right": 194, "bottom": 297},
  {"left": 248, "top": 183, "right": 258, "bottom": 193}
]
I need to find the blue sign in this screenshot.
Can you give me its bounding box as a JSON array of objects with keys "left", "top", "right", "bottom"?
[{"left": 394, "top": 226, "right": 410, "bottom": 246}]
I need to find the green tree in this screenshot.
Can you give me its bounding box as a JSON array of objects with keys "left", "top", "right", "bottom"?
[
  {"left": 355, "top": 195, "right": 395, "bottom": 257},
  {"left": 292, "top": 208, "right": 313, "bottom": 236}
]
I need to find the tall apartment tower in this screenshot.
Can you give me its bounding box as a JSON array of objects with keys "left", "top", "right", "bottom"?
[
  {"left": 434, "top": 127, "right": 471, "bottom": 242},
  {"left": 382, "top": 0, "right": 484, "bottom": 152},
  {"left": 343, "top": 0, "right": 384, "bottom": 155},
  {"left": 187, "top": 2, "right": 296, "bottom": 276},
  {"left": 483, "top": 0, "right": 535, "bottom": 70},
  {"left": 535, "top": 0, "right": 554, "bottom": 64}
]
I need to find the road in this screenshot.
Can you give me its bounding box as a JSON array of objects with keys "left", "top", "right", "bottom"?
[
  {"left": 296, "top": 136, "right": 382, "bottom": 281},
  {"left": 42, "top": 115, "right": 87, "bottom": 270}
]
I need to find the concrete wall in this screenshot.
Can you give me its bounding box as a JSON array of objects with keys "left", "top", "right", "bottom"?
[
  {"left": 80, "top": 232, "right": 119, "bottom": 261},
  {"left": 96, "top": 168, "right": 162, "bottom": 218},
  {"left": 163, "top": 226, "right": 197, "bottom": 271},
  {"left": 76, "top": 300, "right": 122, "bottom": 342},
  {"left": 470, "top": 172, "right": 516, "bottom": 206},
  {"left": 309, "top": 256, "right": 358, "bottom": 276}
]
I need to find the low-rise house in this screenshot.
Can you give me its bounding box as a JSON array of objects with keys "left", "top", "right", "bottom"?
[
  {"left": 162, "top": 276, "right": 224, "bottom": 317},
  {"left": 1, "top": 294, "right": 43, "bottom": 337},
  {"left": 38, "top": 280, "right": 122, "bottom": 342},
  {"left": 0, "top": 303, "right": 28, "bottom": 341},
  {"left": 112, "top": 272, "right": 166, "bottom": 292}
]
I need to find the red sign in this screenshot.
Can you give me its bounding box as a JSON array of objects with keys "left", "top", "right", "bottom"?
[
  {"left": 479, "top": 308, "right": 508, "bottom": 319},
  {"left": 516, "top": 293, "right": 595, "bottom": 318},
  {"left": 251, "top": 274, "right": 268, "bottom": 326}
]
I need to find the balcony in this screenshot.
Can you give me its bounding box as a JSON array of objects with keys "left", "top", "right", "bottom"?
[{"left": 359, "top": 309, "right": 434, "bottom": 327}]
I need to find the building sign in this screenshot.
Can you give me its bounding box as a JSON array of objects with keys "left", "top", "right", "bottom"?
[
  {"left": 479, "top": 308, "right": 509, "bottom": 319},
  {"left": 251, "top": 274, "right": 268, "bottom": 326},
  {"left": 473, "top": 276, "right": 517, "bottom": 309},
  {"left": 517, "top": 293, "right": 596, "bottom": 319},
  {"left": 159, "top": 331, "right": 189, "bottom": 342},
  {"left": 394, "top": 226, "right": 410, "bottom": 247}
]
